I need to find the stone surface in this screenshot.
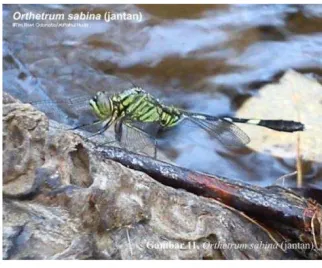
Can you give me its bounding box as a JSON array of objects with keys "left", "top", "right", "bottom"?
[{"left": 2, "top": 93, "right": 295, "bottom": 259}]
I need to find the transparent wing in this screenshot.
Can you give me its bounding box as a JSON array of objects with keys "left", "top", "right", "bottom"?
[
  {"left": 124, "top": 120, "right": 161, "bottom": 138},
  {"left": 115, "top": 120, "right": 160, "bottom": 154},
  {"left": 31, "top": 94, "right": 92, "bottom": 110},
  {"left": 28, "top": 94, "right": 97, "bottom": 128},
  {"left": 185, "top": 117, "right": 250, "bottom": 148},
  {"left": 30, "top": 94, "right": 92, "bottom": 116}
]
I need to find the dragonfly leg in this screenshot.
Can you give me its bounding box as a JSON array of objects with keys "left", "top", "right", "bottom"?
[
  {"left": 114, "top": 120, "right": 123, "bottom": 143},
  {"left": 86, "top": 118, "right": 113, "bottom": 139},
  {"left": 93, "top": 139, "right": 117, "bottom": 149},
  {"left": 71, "top": 119, "right": 101, "bottom": 130},
  {"left": 153, "top": 139, "right": 157, "bottom": 159}
]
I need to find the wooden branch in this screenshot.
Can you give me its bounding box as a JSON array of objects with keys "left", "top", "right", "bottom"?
[{"left": 96, "top": 146, "right": 322, "bottom": 248}]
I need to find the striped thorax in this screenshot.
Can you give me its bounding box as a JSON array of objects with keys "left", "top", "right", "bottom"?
[{"left": 89, "top": 87, "right": 183, "bottom": 128}]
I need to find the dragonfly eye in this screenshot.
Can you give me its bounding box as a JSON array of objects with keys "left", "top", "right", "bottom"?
[{"left": 92, "top": 92, "right": 113, "bottom": 118}]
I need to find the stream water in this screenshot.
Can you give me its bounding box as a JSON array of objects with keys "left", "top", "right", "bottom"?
[{"left": 3, "top": 4, "right": 322, "bottom": 190}]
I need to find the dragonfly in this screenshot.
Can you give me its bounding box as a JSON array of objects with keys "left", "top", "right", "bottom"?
[{"left": 32, "top": 87, "right": 304, "bottom": 158}]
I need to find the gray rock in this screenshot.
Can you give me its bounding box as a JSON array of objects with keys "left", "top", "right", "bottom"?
[{"left": 3, "top": 93, "right": 293, "bottom": 259}]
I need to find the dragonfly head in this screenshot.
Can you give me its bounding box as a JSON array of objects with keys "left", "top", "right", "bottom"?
[{"left": 89, "top": 91, "right": 113, "bottom": 120}]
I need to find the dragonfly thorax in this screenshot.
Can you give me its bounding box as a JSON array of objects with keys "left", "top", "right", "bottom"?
[{"left": 88, "top": 87, "right": 182, "bottom": 128}]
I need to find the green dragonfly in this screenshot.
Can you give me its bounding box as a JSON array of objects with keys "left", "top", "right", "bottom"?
[{"left": 32, "top": 87, "right": 304, "bottom": 158}]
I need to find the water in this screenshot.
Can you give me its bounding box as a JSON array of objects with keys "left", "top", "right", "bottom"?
[{"left": 3, "top": 4, "right": 322, "bottom": 189}]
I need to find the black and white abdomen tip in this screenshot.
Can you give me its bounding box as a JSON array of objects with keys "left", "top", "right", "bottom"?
[
  {"left": 223, "top": 117, "right": 305, "bottom": 132},
  {"left": 256, "top": 119, "right": 305, "bottom": 132}
]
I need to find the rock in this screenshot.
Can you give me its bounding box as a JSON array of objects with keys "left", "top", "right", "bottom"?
[{"left": 2, "top": 93, "right": 295, "bottom": 259}]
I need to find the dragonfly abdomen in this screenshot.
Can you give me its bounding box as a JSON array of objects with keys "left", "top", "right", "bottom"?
[
  {"left": 220, "top": 117, "right": 304, "bottom": 132},
  {"left": 160, "top": 111, "right": 181, "bottom": 127},
  {"left": 158, "top": 106, "right": 183, "bottom": 128},
  {"left": 183, "top": 112, "right": 304, "bottom": 133}
]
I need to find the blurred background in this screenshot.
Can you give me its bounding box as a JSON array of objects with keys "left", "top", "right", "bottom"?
[{"left": 3, "top": 4, "right": 322, "bottom": 191}]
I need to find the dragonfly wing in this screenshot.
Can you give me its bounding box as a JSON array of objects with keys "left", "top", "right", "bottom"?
[
  {"left": 30, "top": 94, "right": 95, "bottom": 128},
  {"left": 31, "top": 94, "right": 92, "bottom": 113},
  {"left": 115, "top": 120, "right": 159, "bottom": 152},
  {"left": 124, "top": 120, "right": 161, "bottom": 137},
  {"left": 185, "top": 117, "right": 250, "bottom": 148}
]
